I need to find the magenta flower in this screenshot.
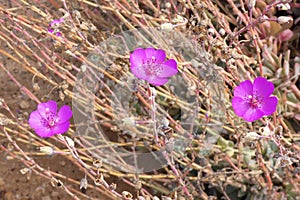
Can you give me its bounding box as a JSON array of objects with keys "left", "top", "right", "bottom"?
[
  {"left": 48, "top": 18, "right": 64, "bottom": 36},
  {"left": 28, "top": 100, "right": 72, "bottom": 138},
  {"left": 130, "top": 47, "right": 178, "bottom": 86},
  {"left": 232, "top": 77, "right": 278, "bottom": 122}
]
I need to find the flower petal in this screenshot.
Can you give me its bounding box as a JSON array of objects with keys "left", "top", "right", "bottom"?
[
  {"left": 52, "top": 121, "right": 70, "bottom": 135},
  {"left": 159, "top": 59, "right": 178, "bottom": 77},
  {"left": 130, "top": 48, "right": 146, "bottom": 69},
  {"left": 144, "top": 48, "right": 166, "bottom": 62},
  {"left": 28, "top": 110, "right": 44, "bottom": 130},
  {"left": 38, "top": 100, "right": 57, "bottom": 119},
  {"left": 49, "top": 18, "right": 64, "bottom": 27},
  {"left": 57, "top": 105, "right": 73, "bottom": 124},
  {"left": 243, "top": 107, "right": 264, "bottom": 122},
  {"left": 234, "top": 80, "right": 253, "bottom": 98},
  {"left": 261, "top": 96, "right": 278, "bottom": 115},
  {"left": 130, "top": 64, "right": 147, "bottom": 80},
  {"left": 232, "top": 97, "right": 250, "bottom": 117},
  {"left": 148, "top": 77, "right": 169, "bottom": 86},
  {"left": 253, "top": 77, "right": 274, "bottom": 98},
  {"left": 34, "top": 126, "right": 55, "bottom": 138}
]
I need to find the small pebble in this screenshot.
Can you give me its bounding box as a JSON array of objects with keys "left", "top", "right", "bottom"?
[{"left": 19, "top": 100, "right": 30, "bottom": 109}]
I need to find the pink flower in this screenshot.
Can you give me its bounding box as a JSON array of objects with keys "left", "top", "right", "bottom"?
[
  {"left": 28, "top": 100, "right": 72, "bottom": 138},
  {"left": 130, "top": 47, "right": 178, "bottom": 86},
  {"left": 232, "top": 77, "right": 278, "bottom": 122},
  {"left": 48, "top": 18, "right": 64, "bottom": 36}
]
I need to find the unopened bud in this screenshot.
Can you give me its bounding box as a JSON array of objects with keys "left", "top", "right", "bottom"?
[
  {"left": 248, "top": 0, "right": 256, "bottom": 9},
  {"left": 219, "top": 28, "right": 226, "bottom": 36},
  {"left": 244, "top": 132, "right": 260, "bottom": 141},
  {"left": 122, "top": 117, "right": 136, "bottom": 126},
  {"left": 65, "top": 136, "right": 75, "bottom": 148},
  {"left": 276, "top": 3, "right": 291, "bottom": 11},
  {"left": 39, "top": 146, "right": 54, "bottom": 155},
  {"left": 207, "top": 28, "right": 215, "bottom": 36},
  {"left": 161, "top": 23, "right": 174, "bottom": 30},
  {"left": 161, "top": 117, "right": 169, "bottom": 128},
  {"left": 165, "top": 2, "right": 171, "bottom": 9},
  {"left": 81, "top": 64, "right": 87, "bottom": 72}
]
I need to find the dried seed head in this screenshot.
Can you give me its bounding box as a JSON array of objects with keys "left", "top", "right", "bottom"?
[
  {"left": 259, "top": 126, "right": 271, "bottom": 136},
  {"left": 207, "top": 28, "right": 215, "bottom": 36},
  {"left": 59, "top": 90, "right": 65, "bottom": 101},
  {"left": 33, "top": 83, "right": 40, "bottom": 91},
  {"left": 109, "top": 183, "right": 117, "bottom": 190},
  {"left": 165, "top": 2, "right": 171, "bottom": 8},
  {"left": 276, "top": 3, "right": 291, "bottom": 11},
  {"left": 20, "top": 168, "right": 32, "bottom": 180},
  {"left": 93, "top": 159, "right": 103, "bottom": 168},
  {"left": 20, "top": 168, "right": 31, "bottom": 175},
  {"left": 122, "top": 191, "right": 133, "bottom": 200},
  {"left": 94, "top": 173, "right": 104, "bottom": 186},
  {"left": 275, "top": 156, "right": 293, "bottom": 169},
  {"left": 80, "top": 176, "right": 88, "bottom": 192},
  {"left": 51, "top": 178, "right": 63, "bottom": 188},
  {"left": 277, "top": 16, "right": 293, "bottom": 24}
]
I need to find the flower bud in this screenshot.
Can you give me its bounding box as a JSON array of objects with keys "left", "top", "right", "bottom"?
[
  {"left": 277, "top": 16, "right": 293, "bottom": 24},
  {"left": 65, "top": 136, "right": 75, "bottom": 148},
  {"left": 122, "top": 117, "right": 136, "bottom": 126},
  {"left": 161, "top": 23, "right": 174, "bottom": 30},
  {"left": 259, "top": 126, "right": 271, "bottom": 136},
  {"left": 244, "top": 132, "right": 260, "bottom": 141},
  {"left": 39, "top": 146, "right": 54, "bottom": 155}
]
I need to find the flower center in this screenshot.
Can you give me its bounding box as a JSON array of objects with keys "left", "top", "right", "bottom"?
[
  {"left": 41, "top": 108, "right": 57, "bottom": 128},
  {"left": 245, "top": 92, "right": 263, "bottom": 109},
  {"left": 142, "top": 58, "right": 162, "bottom": 77}
]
